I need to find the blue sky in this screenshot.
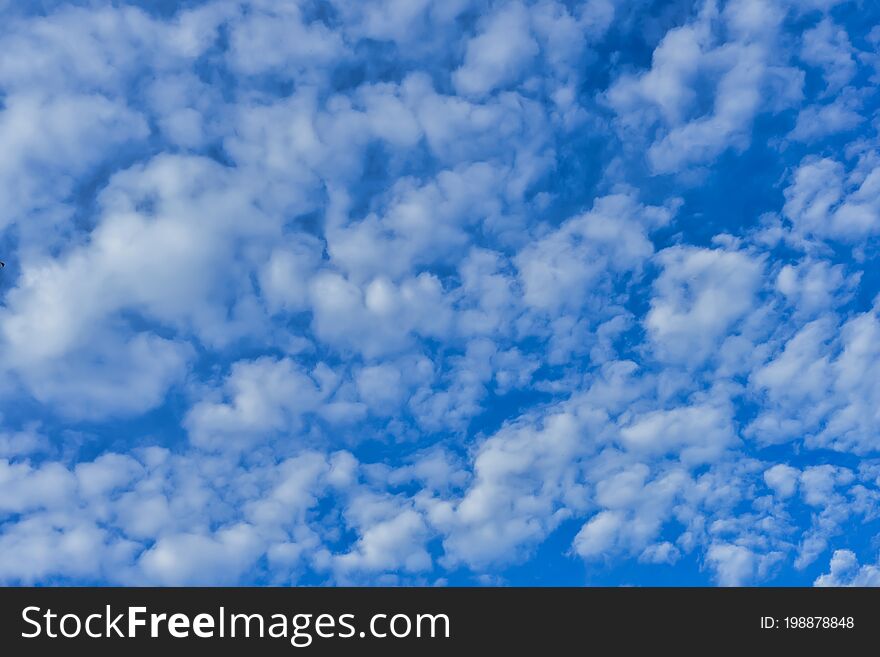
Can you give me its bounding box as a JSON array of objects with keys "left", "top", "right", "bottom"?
[{"left": 1, "top": 0, "right": 880, "bottom": 587}]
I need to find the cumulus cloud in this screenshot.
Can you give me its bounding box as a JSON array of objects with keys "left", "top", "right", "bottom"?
[
  {"left": 0, "top": 93, "right": 148, "bottom": 233},
  {"left": 619, "top": 403, "right": 737, "bottom": 465},
  {"left": 437, "top": 406, "right": 595, "bottom": 568},
  {"left": 815, "top": 550, "right": 880, "bottom": 587},
  {"left": 645, "top": 246, "right": 764, "bottom": 366},
  {"left": 607, "top": 0, "right": 803, "bottom": 173},
  {"left": 749, "top": 307, "right": 880, "bottom": 453},
  {"left": 783, "top": 151, "right": 880, "bottom": 242},
  {"left": 788, "top": 90, "right": 864, "bottom": 142},
  {"left": 185, "top": 357, "right": 328, "bottom": 451},
  {"left": 516, "top": 193, "right": 675, "bottom": 314},
  {"left": 800, "top": 18, "right": 856, "bottom": 94}
]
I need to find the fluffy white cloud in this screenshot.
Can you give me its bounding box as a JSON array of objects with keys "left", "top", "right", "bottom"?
[
  {"left": 0, "top": 4, "right": 223, "bottom": 94},
  {"left": 607, "top": 0, "right": 802, "bottom": 173},
  {"left": 185, "top": 357, "right": 327, "bottom": 450},
  {"left": 763, "top": 464, "right": 799, "bottom": 498},
  {"left": 800, "top": 18, "right": 856, "bottom": 94},
  {"left": 619, "top": 403, "right": 737, "bottom": 465},
  {"left": 783, "top": 152, "right": 880, "bottom": 242},
  {"left": 775, "top": 258, "right": 858, "bottom": 315},
  {"left": 705, "top": 543, "right": 759, "bottom": 586},
  {"left": 0, "top": 93, "right": 148, "bottom": 234},
  {"left": 0, "top": 516, "right": 137, "bottom": 585},
  {"left": 0, "top": 154, "right": 288, "bottom": 417},
  {"left": 332, "top": 505, "right": 432, "bottom": 579},
  {"left": 309, "top": 271, "right": 453, "bottom": 358},
  {"left": 815, "top": 550, "right": 880, "bottom": 587},
  {"left": 437, "top": 405, "right": 595, "bottom": 567},
  {"left": 0, "top": 425, "right": 47, "bottom": 459},
  {"left": 749, "top": 306, "right": 880, "bottom": 453},
  {"left": 516, "top": 193, "right": 675, "bottom": 314},
  {"left": 453, "top": 2, "right": 539, "bottom": 97},
  {"left": 226, "top": 2, "right": 344, "bottom": 78},
  {"left": 646, "top": 246, "right": 764, "bottom": 365},
  {"left": 138, "top": 524, "right": 264, "bottom": 586},
  {"left": 788, "top": 91, "right": 864, "bottom": 142}
]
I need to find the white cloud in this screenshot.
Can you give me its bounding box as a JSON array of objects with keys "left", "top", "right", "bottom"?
[
  {"left": 815, "top": 550, "right": 880, "bottom": 586},
  {"left": 800, "top": 18, "right": 856, "bottom": 94},
  {"left": 333, "top": 507, "right": 432, "bottom": 579},
  {"left": 327, "top": 163, "right": 503, "bottom": 281},
  {"left": 453, "top": 2, "right": 539, "bottom": 97},
  {"left": 259, "top": 235, "right": 325, "bottom": 315},
  {"left": 783, "top": 153, "right": 880, "bottom": 242},
  {"left": 185, "top": 357, "right": 326, "bottom": 451},
  {"left": 0, "top": 93, "right": 148, "bottom": 235},
  {"left": 138, "top": 524, "right": 264, "bottom": 586},
  {"left": 639, "top": 541, "right": 681, "bottom": 564},
  {"left": 516, "top": 193, "right": 674, "bottom": 314},
  {"left": 309, "top": 271, "right": 453, "bottom": 358},
  {"left": 619, "top": 403, "right": 737, "bottom": 465},
  {"left": 0, "top": 516, "right": 137, "bottom": 585},
  {"left": 227, "top": 2, "right": 344, "bottom": 79},
  {"left": 0, "top": 425, "right": 47, "bottom": 459},
  {"left": 0, "top": 4, "right": 222, "bottom": 93},
  {"left": 763, "top": 464, "right": 799, "bottom": 498},
  {"left": 788, "top": 92, "right": 863, "bottom": 142},
  {"left": 646, "top": 246, "right": 764, "bottom": 365},
  {"left": 573, "top": 509, "right": 625, "bottom": 558},
  {"left": 607, "top": 0, "right": 802, "bottom": 173},
  {"left": 775, "top": 258, "right": 859, "bottom": 315},
  {"left": 328, "top": 0, "right": 463, "bottom": 46},
  {"left": 0, "top": 459, "right": 76, "bottom": 514},
  {"left": 749, "top": 307, "right": 880, "bottom": 453},
  {"left": 705, "top": 542, "right": 757, "bottom": 586},
  {"left": 437, "top": 405, "right": 596, "bottom": 567}
]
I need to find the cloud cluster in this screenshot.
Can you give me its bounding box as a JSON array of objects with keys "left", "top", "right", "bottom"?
[{"left": 1, "top": 0, "right": 880, "bottom": 586}]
